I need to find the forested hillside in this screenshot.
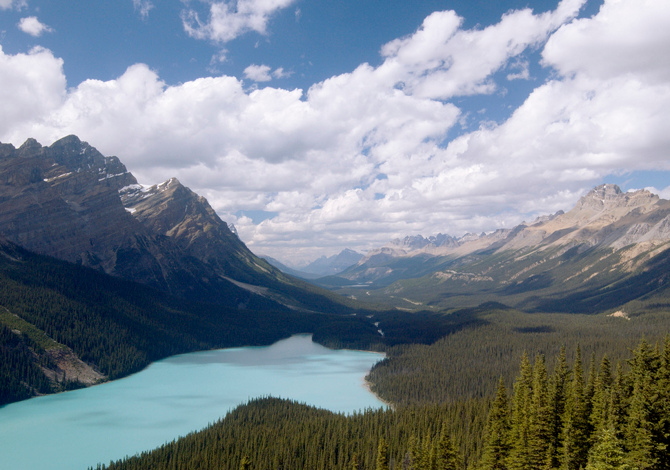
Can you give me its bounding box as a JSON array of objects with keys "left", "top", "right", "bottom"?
[
  {"left": 0, "top": 240, "right": 386, "bottom": 406},
  {"left": 96, "top": 337, "right": 670, "bottom": 470}
]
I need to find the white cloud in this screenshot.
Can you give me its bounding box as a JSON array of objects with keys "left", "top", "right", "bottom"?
[
  {"left": 182, "top": 0, "right": 295, "bottom": 43},
  {"left": 0, "top": 0, "right": 26, "bottom": 10},
  {"left": 18, "top": 16, "right": 53, "bottom": 37},
  {"left": 243, "top": 64, "right": 292, "bottom": 81},
  {"left": 133, "top": 0, "right": 154, "bottom": 20},
  {"left": 272, "top": 67, "right": 292, "bottom": 79},
  {"left": 1, "top": 0, "right": 669, "bottom": 264},
  {"left": 506, "top": 58, "right": 530, "bottom": 81},
  {"left": 244, "top": 64, "right": 272, "bottom": 82},
  {"left": 0, "top": 46, "right": 65, "bottom": 132}
]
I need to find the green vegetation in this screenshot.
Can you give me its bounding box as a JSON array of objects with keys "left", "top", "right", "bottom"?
[
  {"left": 94, "top": 337, "right": 670, "bottom": 470},
  {"left": 367, "top": 306, "right": 670, "bottom": 406},
  {"left": 0, "top": 243, "right": 391, "bottom": 406},
  {"left": 0, "top": 322, "right": 53, "bottom": 403}
]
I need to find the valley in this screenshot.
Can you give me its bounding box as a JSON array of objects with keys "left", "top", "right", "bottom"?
[{"left": 0, "top": 136, "right": 669, "bottom": 469}]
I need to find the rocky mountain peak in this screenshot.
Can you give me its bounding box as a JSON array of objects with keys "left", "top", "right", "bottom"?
[
  {"left": 18, "top": 137, "right": 42, "bottom": 152},
  {"left": 576, "top": 183, "right": 658, "bottom": 212}
]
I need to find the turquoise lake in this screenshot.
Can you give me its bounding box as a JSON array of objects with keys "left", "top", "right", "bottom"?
[{"left": 0, "top": 335, "right": 385, "bottom": 470}]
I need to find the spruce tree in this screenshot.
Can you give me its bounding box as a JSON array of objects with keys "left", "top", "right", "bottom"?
[
  {"left": 480, "top": 377, "right": 511, "bottom": 470},
  {"left": 561, "top": 345, "right": 590, "bottom": 470},
  {"left": 590, "top": 356, "right": 613, "bottom": 441},
  {"left": 528, "top": 354, "right": 551, "bottom": 468},
  {"left": 654, "top": 336, "right": 670, "bottom": 470},
  {"left": 547, "top": 346, "right": 570, "bottom": 469},
  {"left": 435, "top": 427, "right": 461, "bottom": 470},
  {"left": 377, "top": 437, "right": 390, "bottom": 470},
  {"left": 585, "top": 427, "right": 630, "bottom": 470},
  {"left": 625, "top": 339, "right": 663, "bottom": 469},
  {"left": 508, "top": 352, "right": 533, "bottom": 470}
]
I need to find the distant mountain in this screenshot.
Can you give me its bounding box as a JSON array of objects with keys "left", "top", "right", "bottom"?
[
  {"left": 0, "top": 136, "right": 353, "bottom": 313},
  {"left": 329, "top": 184, "right": 670, "bottom": 314},
  {"left": 301, "top": 249, "right": 364, "bottom": 276},
  {"left": 261, "top": 256, "right": 321, "bottom": 280}
]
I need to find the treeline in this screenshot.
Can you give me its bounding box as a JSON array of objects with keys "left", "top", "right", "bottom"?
[
  {"left": 480, "top": 338, "right": 670, "bottom": 469},
  {"left": 0, "top": 243, "right": 386, "bottom": 406},
  {"left": 95, "top": 338, "right": 670, "bottom": 470},
  {"left": 367, "top": 306, "right": 670, "bottom": 406},
  {"left": 0, "top": 322, "right": 53, "bottom": 403},
  {"left": 94, "top": 396, "right": 487, "bottom": 470}
]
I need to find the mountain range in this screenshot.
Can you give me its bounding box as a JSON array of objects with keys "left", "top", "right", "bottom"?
[
  {"left": 2, "top": 134, "right": 669, "bottom": 406},
  {"left": 0, "top": 135, "right": 352, "bottom": 313},
  {"left": 0, "top": 136, "right": 379, "bottom": 405},
  {"left": 264, "top": 248, "right": 364, "bottom": 279},
  {"left": 318, "top": 184, "right": 670, "bottom": 314}
]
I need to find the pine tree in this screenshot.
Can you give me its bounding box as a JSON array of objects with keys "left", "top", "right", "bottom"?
[
  {"left": 435, "top": 427, "right": 461, "bottom": 470},
  {"left": 561, "top": 345, "right": 590, "bottom": 470},
  {"left": 654, "top": 336, "right": 670, "bottom": 470},
  {"left": 480, "top": 377, "right": 511, "bottom": 470},
  {"left": 508, "top": 352, "right": 533, "bottom": 470},
  {"left": 239, "top": 455, "right": 252, "bottom": 470},
  {"left": 377, "top": 437, "right": 390, "bottom": 470},
  {"left": 528, "top": 354, "right": 551, "bottom": 468},
  {"left": 351, "top": 453, "right": 361, "bottom": 470},
  {"left": 590, "top": 356, "right": 613, "bottom": 441},
  {"left": 547, "top": 346, "right": 570, "bottom": 469},
  {"left": 585, "top": 427, "right": 630, "bottom": 470},
  {"left": 625, "top": 338, "right": 663, "bottom": 469}
]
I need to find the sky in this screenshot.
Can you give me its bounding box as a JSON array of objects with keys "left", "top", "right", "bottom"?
[{"left": 1, "top": 0, "right": 670, "bottom": 266}]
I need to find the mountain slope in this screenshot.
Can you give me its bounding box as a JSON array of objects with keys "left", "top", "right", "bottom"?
[
  {"left": 330, "top": 184, "right": 670, "bottom": 313},
  {"left": 0, "top": 237, "right": 386, "bottom": 406},
  {"left": 0, "top": 136, "right": 354, "bottom": 312}
]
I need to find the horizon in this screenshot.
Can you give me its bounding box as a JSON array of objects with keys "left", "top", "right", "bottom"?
[{"left": 1, "top": 0, "right": 669, "bottom": 264}]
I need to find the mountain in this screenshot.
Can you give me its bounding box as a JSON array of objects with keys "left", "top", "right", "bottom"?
[
  {"left": 261, "top": 256, "right": 321, "bottom": 280},
  {"left": 0, "top": 235, "right": 388, "bottom": 405},
  {"left": 300, "top": 249, "right": 364, "bottom": 276},
  {"left": 0, "top": 136, "right": 352, "bottom": 312},
  {"left": 327, "top": 184, "right": 670, "bottom": 313}
]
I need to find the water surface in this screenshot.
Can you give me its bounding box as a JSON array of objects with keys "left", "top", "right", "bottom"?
[{"left": 0, "top": 334, "right": 385, "bottom": 470}]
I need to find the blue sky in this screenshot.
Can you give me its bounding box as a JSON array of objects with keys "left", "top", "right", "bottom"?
[{"left": 1, "top": 0, "right": 669, "bottom": 265}]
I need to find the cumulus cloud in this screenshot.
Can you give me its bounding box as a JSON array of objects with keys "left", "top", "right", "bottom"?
[
  {"left": 243, "top": 64, "right": 292, "bottom": 82},
  {"left": 18, "top": 16, "right": 53, "bottom": 37},
  {"left": 0, "top": 46, "right": 65, "bottom": 132},
  {"left": 182, "top": 0, "right": 295, "bottom": 43},
  {"left": 244, "top": 64, "right": 272, "bottom": 82},
  {"left": 1, "top": 0, "right": 668, "bottom": 263}
]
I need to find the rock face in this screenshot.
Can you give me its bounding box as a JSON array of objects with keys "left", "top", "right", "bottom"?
[
  {"left": 0, "top": 136, "right": 284, "bottom": 301},
  {"left": 338, "top": 184, "right": 670, "bottom": 297}
]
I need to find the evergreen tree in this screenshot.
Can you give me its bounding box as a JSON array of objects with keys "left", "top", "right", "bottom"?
[
  {"left": 585, "top": 427, "right": 630, "bottom": 470},
  {"left": 508, "top": 352, "right": 533, "bottom": 470},
  {"left": 239, "top": 455, "right": 252, "bottom": 470},
  {"left": 377, "top": 437, "right": 390, "bottom": 470},
  {"left": 561, "top": 345, "right": 590, "bottom": 470},
  {"left": 528, "top": 354, "right": 551, "bottom": 468},
  {"left": 480, "top": 377, "right": 511, "bottom": 470},
  {"left": 655, "top": 336, "right": 670, "bottom": 470},
  {"left": 609, "top": 362, "right": 627, "bottom": 443},
  {"left": 351, "top": 453, "right": 361, "bottom": 470},
  {"left": 590, "top": 356, "right": 613, "bottom": 441},
  {"left": 625, "top": 339, "right": 663, "bottom": 469},
  {"left": 547, "top": 346, "right": 570, "bottom": 468},
  {"left": 435, "top": 427, "right": 461, "bottom": 470},
  {"left": 403, "top": 435, "right": 420, "bottom": 470}
]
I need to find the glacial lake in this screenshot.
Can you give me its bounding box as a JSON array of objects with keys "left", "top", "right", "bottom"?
[{"left": 0, "top": 334, "right": 385, "bottom": 470}]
